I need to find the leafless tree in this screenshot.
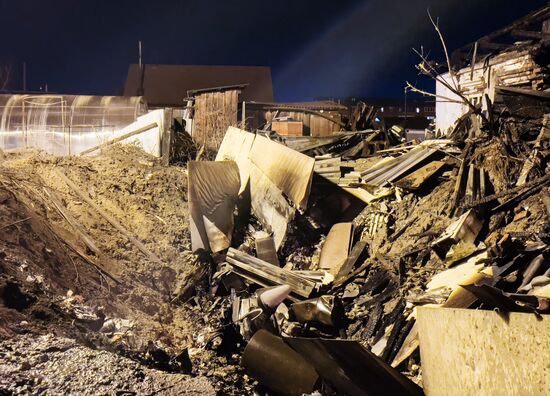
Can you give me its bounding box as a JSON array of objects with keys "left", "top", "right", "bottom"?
[
  {"left": 405, "top": 10, "right": 488, "bottom": 124},
  {"left": 0, "top": 63, "right": 12, "bottom": 91}
]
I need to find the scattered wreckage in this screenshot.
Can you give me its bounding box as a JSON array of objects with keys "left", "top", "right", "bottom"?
[{"left": 185, "top": 84, "right": 550, "bottom": 396}]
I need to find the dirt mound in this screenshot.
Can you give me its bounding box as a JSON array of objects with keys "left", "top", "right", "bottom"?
[{"left": 0, "top": 145, "right": 240, "bottom": 391}]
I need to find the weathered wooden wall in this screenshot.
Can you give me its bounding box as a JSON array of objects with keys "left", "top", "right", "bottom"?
[
  {"left": 436, "top": 49, "right": 549, "bottom": 133},
  {"left": 284, "top": 111, "right": 341, "bottom": 137},
  {"left": 193, "top": 89, "right": 239, "bottom": 151}
]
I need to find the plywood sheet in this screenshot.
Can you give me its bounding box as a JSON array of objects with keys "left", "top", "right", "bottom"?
[
  {"left": 417, "top": 307, "right": 550, "bottom": 396},
  {"left": 249, "top": 164, "right": 295, "bottom": 249},
  {"left": 395, "top": 160, "right": 446, "bottom": 190},
  {"left": 272, "top": 121, "right": 303, "bottom": 136},
  {"left": 319, "top": 223, "right": 353, "bottom": 276},
  {"left": 215, "top": 126, "right": 256, "bottom": 194},
  {"left": 249, "top": 134, "right": 315, "bottom": 210}
]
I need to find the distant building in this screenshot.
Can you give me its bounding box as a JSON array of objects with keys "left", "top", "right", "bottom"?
[
  {"left": 245, "top": 100, "right": 347, "bottom": 136},
  {"left": 361, "top": 98, "right": 435, "bottom": 118},
  {"left": 123, "top": 64, "right": 273, "bottom": 108},
  {"left": 344, "top": 98, "right": 434, "bottom": 137}
]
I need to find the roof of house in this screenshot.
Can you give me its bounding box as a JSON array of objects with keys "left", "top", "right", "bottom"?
[
  {"left": 451, "top": 5, "right": 550, "bottom": 69},
  {"left": 123, "top": 64, "right": 274, "bottom": 107},
  {"left": 246, "top": 100, "right": 348, "bottom": 111}
]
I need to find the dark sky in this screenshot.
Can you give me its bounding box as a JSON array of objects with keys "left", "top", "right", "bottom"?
[{"left": 0, "top": 0, "right": 547, "bottom": 101}]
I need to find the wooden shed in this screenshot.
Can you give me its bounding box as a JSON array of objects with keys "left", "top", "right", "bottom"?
[{"left": 190, "top": 84, "right": 245, "bottom": 151}]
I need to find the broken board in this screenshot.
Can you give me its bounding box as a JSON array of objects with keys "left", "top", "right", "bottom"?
[
  {"left": 226, "top": 248, "right": 315, "bottom": 299},
  {"left": 417, "top": 307, "right": 550, "bottom": 396},
  {"left": 395, "top": 160, "right": 446, "bottom": 190},
  {"left": 319, "top": 223, "right": 353, "bottom": 276}
]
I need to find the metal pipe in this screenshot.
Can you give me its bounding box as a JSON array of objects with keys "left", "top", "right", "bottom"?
[{"left": 242, "top": 330, "right": 320, "bottom": 395}]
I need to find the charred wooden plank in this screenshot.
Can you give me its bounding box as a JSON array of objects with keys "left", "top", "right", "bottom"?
[
  {"left": 373, "top": 299, "right": 406, "bottom": 345},
  {"left": 363, "top": 302, "right": 383, "bottom": 340},
  {"left": 226, "top": 248, "right": 315, "bottom": 298},
  {"left": 334, "top": 240, "right": 368, "bottom": 282},
  {"left": 382, "top": 313, "right": 407, "bottom": 363},
  {"left": 385, "top": 317, "right": 415, "bottom": 365}
]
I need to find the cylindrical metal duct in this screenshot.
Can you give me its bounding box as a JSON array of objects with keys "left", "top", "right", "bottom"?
[{"left": 242, "top": 330, "right": 320, "bottom": 395}]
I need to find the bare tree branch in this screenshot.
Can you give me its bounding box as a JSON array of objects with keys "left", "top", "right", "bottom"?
[
  {"left": 428, "top": 8, "right": 458, "bottom": 91},
  {"left": 410, "top": 46, "right": 488, "bottom": 124},
  {"left": 405, "top": 82, "right": 463, "bottom": 104},
  {"left": 0, "top": 64, "right": 12, "bottom": 91}
]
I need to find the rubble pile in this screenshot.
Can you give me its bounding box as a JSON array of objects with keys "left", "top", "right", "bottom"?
[
  {"left": 0, "top": 334, "right": 214, "bottom": 395},
  {"left": 185, "top": 86, "right": 549, "bottom": 394},
  {"left": 1, "top": 7, "right": 550, "bottom": 394},
  {"left": 0, "top": 99, "right": 547, "bottom": 394}
]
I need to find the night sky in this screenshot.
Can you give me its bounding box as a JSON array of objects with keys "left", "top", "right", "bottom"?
[{"left": 0, "top": 0, "right": 547, "bottom": 101}]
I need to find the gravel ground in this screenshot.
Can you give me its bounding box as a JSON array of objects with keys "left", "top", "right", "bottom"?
[{"left": 0, "top": 334, "right": 215, "bottom": 395}]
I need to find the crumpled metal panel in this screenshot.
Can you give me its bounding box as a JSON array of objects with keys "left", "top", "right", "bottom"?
[
  {"left": 290, "top": 295, "right": 344, "bottom": 327},
  {"left": 284, "top": 337, "right": 424, "bottom": 396},
  {"left": 215, "top": 126, "right": 256, "bottom": 194},
  {"left": 249, "top": 164, "right": 295, "bottom": 249},
  {"left": 216, "top": 127, "right": 314, "bottom": 249},
  {"left": 188, "top": 160, "right": 240, "bottom": 252},
  {"left": 242, "top": 330, "right": 320, "bottom": 396}
]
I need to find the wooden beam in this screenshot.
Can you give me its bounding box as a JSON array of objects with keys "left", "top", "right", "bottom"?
[
  {"left": 478, "top": 40, "right": 511, "bottom": 51},
  {"left": 511, "top": 29, "right": 550, "bottom": 40},
  {"left": 161, "top": 108, "right": 172, "bottom": 166},
  {"left": 79, "top": 122, "right": 158, "bottom": 156}
]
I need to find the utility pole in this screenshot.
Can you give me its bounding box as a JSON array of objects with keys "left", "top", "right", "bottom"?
[
  {"left": 404, "top": 89, "right": 408, "bottom": 128},
  {"left": 22, "top": 62, "right": 26, "bottom": 91},
  {"left": 138, "top": 40, "right": 142, "bottom": 68},
  {"left": 138, "top": 41, "right": 144, "bottom": 96}
]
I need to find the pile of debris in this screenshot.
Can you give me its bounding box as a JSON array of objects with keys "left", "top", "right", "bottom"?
[
  {"left": 1, "top": 7, "right": 550, "bottom": 393},
  {"left": 186, "top": 86, "right": 549, "bottom": 394}
]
